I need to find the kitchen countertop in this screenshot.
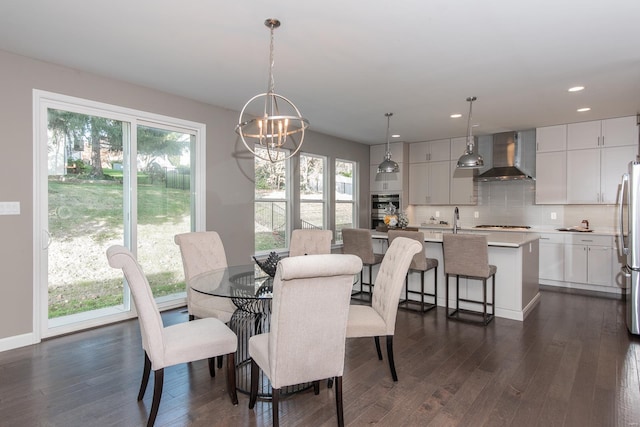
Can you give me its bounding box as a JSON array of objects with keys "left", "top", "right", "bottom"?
[
  {"left": 412, "top": 224, "right": 617, "bottom": 236},
  {"left": 372, "top": 230, "right": 539, "bottom": 248}
]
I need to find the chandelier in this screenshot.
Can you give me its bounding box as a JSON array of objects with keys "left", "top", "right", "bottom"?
[
  {"left": 377, "top": 113, "right": 400, "bottom": 174},
  {"left": 235, "top": 19, "right": 309, "bottom": 162},
  {"left": 456, "top": 96, "right": 484, "bottom": 169}
]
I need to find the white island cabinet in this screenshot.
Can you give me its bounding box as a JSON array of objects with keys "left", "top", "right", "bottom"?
[{"left": 370, "top": 231, "right": 540, "bottom": 322}]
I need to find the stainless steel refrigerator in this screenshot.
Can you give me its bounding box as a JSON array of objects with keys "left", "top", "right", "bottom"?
[{"left": 619, "top": 160, "right": 640, "bottom": 334}]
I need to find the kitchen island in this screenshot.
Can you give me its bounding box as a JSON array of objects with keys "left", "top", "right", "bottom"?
[{"left": 371, "top": 230, "right": 540, "bottom": 321}]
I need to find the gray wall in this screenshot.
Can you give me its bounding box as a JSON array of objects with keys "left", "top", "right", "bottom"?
[{"left": 0, "top": 49, "right": 369, "bottom": 342}]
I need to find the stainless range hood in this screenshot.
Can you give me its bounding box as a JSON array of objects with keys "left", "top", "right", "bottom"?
[{"left": 475, "top": 130, "right": 536, "bottom": 181}]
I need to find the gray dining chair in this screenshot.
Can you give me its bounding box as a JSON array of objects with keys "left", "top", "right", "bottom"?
[
  {"left": 388, "top": 229, "right": 438, "bottom": 313},
  {"left": 345, "top": 237, "right": 422, "bottom": 382},
  {"left": 106, "top": 245, "right": 238, "bottom": 427},
  {"left": 443, "top": 233, "right": 497, "bottom": 325},
  {"left": 248, "top": 253, "right": 362, "bottom": 427},
  {"left": 342, "top": 228, "right": 384, "bottom": 301}
]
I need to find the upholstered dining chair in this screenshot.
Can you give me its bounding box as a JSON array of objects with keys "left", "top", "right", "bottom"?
[
  {"left": 443, "top": 233, "right": 497, "bottom": 325},
  {"left": 342, "top": 228, "right": 384, "bottom": 301},
  {"left": 174, "top": 231, "right": 236, "bottom": 323},
  {"left": 388, "top": 229, "right": 438, "bottom": 313},
  {"left": 248, "top": 253, "right": 362, "bottom": 427},
  {"left": 106, "top": 245, "right": 238, "bottom": 427},
  {"left": 345, "top": 236, "right": 422, "bottom": 382},
  {"left": 289, "top": 229, "right": 333, "bottom": 257}
]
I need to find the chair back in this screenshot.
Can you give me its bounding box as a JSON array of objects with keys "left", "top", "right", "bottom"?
[
  {"left": 289, "top": 229, "right": 332, "bottom": 257},
  {"left": 267, "top": 254, "right": 362, "bottom": 389},
  {"left": 174, "top": 231, "right": 228, "bottom": 282},
  {"left": 342, "top": 228, "right": 376, "bottom": 264},
  {"left": 442, "top": 234, "right": 490, "bottom": 278},
  {"left": 387, "top": 230, "right": 426, "bottom": 271},
  {"left": 106, "top": 245, "right": 165, "bottom": 368},
  {"left": 371, "top": 237, "right": 422, "bottom": 334}
]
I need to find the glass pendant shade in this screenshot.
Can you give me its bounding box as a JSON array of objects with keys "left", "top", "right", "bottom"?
[
  {"left": 377, "top": 112, "right": 399, "bottom": 174},
  {"left": 456, "top": 96, "right": 484, "bottom": 169}
]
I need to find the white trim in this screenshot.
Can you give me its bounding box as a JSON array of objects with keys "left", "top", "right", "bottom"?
[
  {"left": 0, "top": 333, "right": 38, "bottom": 352},
  {"left": 32, "top": 89, "right": 206, "bottom": 339}
]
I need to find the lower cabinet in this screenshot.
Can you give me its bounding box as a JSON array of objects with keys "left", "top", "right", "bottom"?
[
  {"left": 539, "top": 233, "right": 564, "bottom": 281},
  {"left": 563, "top": 234, "right": 615, "bottom": 287}
]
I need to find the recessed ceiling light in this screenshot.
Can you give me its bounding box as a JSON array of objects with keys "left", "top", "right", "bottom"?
[
  {"left": 391, "top": 134, "right": 401, "bottom": 138},
  {"left": 450, "top": 113, "right": 462, "bottom": 118},
  {"left": 568, "top": 86, "right": 585, "bottom": 92},
  {"left": 577, "top": 107, "right": 591, "bottom": 112}
]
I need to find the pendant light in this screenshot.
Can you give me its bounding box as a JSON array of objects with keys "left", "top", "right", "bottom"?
[
  {"left": 235, "top": 19, "right": 309, "bottom": 163},
  {"left": 377, "top": 113, "right": 399, "bottom": 174},
  {"left": 456, "top": 96, "right": 484, "bottom": 169}
]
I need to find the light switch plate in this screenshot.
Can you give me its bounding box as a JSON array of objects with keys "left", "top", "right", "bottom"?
[{"left": 0, "top": 201, "right": 20, "bottom": 215}]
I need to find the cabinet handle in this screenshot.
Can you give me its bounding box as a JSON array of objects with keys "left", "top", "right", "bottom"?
[{"left": 601, "top": 136, "right": 605, "bottom": 146}]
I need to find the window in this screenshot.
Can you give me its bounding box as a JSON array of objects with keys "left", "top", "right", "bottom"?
[
  {"left": 300, "top": 153, "right": 327, "bottom": 230},
  {"left": 335, "top": 159, "right": 357, "bottom": 243},
  {"left": 254, "top": 146, "right": 290, "bottom": 252}
]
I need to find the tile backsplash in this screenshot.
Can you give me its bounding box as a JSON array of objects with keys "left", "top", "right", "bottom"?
[{"left": 407, "top": 180, "right": 618, "bottom": 232}]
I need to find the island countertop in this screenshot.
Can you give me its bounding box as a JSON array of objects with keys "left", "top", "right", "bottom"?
[{"left": 371, "top": 230, "right": 539, "bottom": 248}]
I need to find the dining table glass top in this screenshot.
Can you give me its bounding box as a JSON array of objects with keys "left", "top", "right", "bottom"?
[{"left": 189, "top": 264, "right": 274, "bottom": 300}]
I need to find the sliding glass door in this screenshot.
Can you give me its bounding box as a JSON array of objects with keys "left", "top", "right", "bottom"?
[{"left": 36, "top": 91, "right": 205, "bottom": 337}]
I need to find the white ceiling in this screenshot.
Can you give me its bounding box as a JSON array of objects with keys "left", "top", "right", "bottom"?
[{"left": 1, "top": 0, "right": 639, "bottom": 145}]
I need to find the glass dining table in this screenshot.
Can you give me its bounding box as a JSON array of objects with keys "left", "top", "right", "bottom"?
[{"left": 189, "top": 264, "right": 310, "bottom": 398}]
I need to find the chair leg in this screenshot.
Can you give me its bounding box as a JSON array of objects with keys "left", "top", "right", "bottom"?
[
  {"left": 249, "top": 358, "right": 259, "bottom": 409},
  {"left": 420, "top": 271, "right": 425, "bottom": 312},
  {"left": 335, "top": 376, "right": 344, "bottom": 427},
  {"left": 148, "top": 369, "right": 164, "bottom": 427},
  {"left": 138, "top": 352, "right": 152, "bottom": 401},
  {"left": 386, "top": 335, "right": 398, "bottom": 382},
  {"left": 208, "top": 357, "right": 216, "bottom": 377},
  {"left": 272, "top": 387, "right": 280, "bottom": 427},
  {"left": 217, "top": 355, "right": 223, "bottom": 369},
  {"left": 226, "top": 353, "right": 238, "bottom": 405},
  {"left": 374, "top": 336, "right": 383, "bottom": 360},
  {"left": 445, "top": 273, "right": 450, "bottom": 316},
  {"left": 313, "top": 380, "right": 320, "bottom": 395},
  {"left": 327, "top": 377, "right": 334, "bottom": 389},
  {"left": 483, "top": 278, "right": 488, "bottom": 322}
]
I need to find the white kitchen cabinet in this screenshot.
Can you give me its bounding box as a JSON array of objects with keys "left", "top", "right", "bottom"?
[
  {"left": 538, "top": 233, "right": 564, "bottom": 281},
  {"left": 564, "top": 234, "right": 614, "bottom": 287},
  {"left": 567, "top": 116, "right": 638, "bottom": 150},
  {"left": 449, "top": 160, "right": 475, "bottom": 205},
  {"left": 408, "top": 161, "right": 450, "bottom": 205},
  {"left": 566, "top": 144, "right": 636, "bottom": 204},
  {"left": 536, "top": 125, "right": 567, "bottom": 152},
  {"left": 535, "top": 151, "right": 567, "bottom": 204},
  {"left": 409, "top": 139, "right": 450, "bottom": 163}
]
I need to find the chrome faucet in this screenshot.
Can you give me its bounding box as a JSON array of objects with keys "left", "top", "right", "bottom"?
[{"left": 453, "top": 207, "right": 460, "bottom": 234}]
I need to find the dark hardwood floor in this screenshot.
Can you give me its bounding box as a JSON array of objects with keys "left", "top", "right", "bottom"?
[{"left": 2, "top": 288, "right": 640, "bottom": 426}]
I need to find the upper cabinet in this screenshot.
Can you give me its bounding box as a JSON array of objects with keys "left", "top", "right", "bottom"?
[
  {"left": 536, "top": 125, "right": 567, "bottom": 152},
  {"left": 536, "top": 116, "right": 638, "bottom": 205},
  {"left": 567, "top": 116, "right": 638, "bottom": 150},
  {"left": 409, "top": 139, "right": 450, "bottom": 163}
]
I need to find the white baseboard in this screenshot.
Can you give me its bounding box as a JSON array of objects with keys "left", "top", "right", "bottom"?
[{"left": 0, "top": 332, "right": 38, "bottom": 353}]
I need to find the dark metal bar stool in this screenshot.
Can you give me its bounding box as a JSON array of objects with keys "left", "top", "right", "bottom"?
[
  {"left": 342, "top": 228, "right": 383, "bottom": 302},
  {"left": 443, "top": 234, "right": 496, "bottom": 325},
  {"left": 388, "top": 229, "right": 438, "bottom": 313}
]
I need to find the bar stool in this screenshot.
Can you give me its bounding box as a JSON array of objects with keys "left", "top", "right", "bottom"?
[
  {"left": 388, "top": 229, "right": 438, "bottom": 313},
  {"left": 442, "top": 234, "right": 496, "bottom": 325},
  {"left": 342, "top": 228, "right": 384, "bottom": 302}
]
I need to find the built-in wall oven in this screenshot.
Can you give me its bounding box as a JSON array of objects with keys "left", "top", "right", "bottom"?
[{"left": 371, "top": 193, "right": 401, "bottom": 229}]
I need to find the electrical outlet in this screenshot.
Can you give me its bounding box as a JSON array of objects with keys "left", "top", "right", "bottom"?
[
  {"left": 551, "top": 212, "right": 557, "bottom": 220},
  {"left": 435, "top": 211, "right": 440, "bottom": 218},
  {"left": 474, "top": 211, "right": 479, "bottom": 218}
]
